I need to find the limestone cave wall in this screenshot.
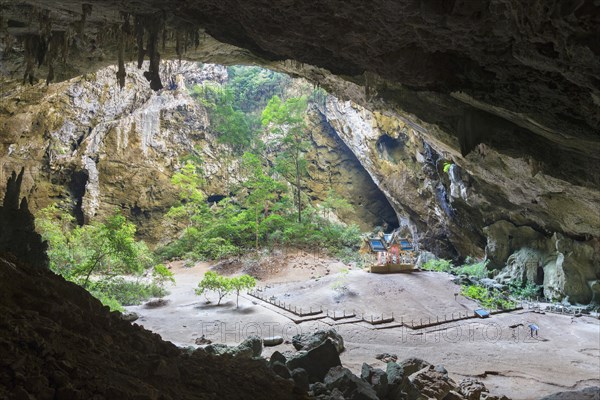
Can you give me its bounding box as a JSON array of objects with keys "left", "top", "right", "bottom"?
[{"left": 0, "top": 61, "right": 397, "bottom": 244}]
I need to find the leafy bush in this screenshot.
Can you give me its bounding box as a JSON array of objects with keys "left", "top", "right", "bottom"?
[
  {"left": 88, "top": 278, "right": 166, "bottom": 306},
  {"left": 456, "top": 260, "right": 489, "bottom": 279},
  {"left": 152, "top": 264, "right": 176, "bottom": 299},
  {"left": 203, "top": 237, "right": 240, "bottom": 260},
  {"left": 422, "top": 259, "right": 454, "bottom": 272},
  {"left": 36, "top": 205, "right": 173, "bottom": 312},
  {"left": 508, "top": 280, "right": 542, "bottom": 299},
  {"left": 92, "top": 292, "right": 125, "bottom": 313},
  {"left": 461, "top": 285, "right": 516, "bottom": 310}
]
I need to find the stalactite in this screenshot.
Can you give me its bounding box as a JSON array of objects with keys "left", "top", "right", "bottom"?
[
  {"left": 193, "top": 29, "right": 200, "bottom": 48},
  {"left": 116, "top": 28, "right": 126, "bottom": 88},
  {"left": 134, "top": 15, "right": 145, "bottom": 69},
  {"left": 80, "top": 3, "right": 92, "bottom": 34},
  {"left": 176, "top": 30, "right": 183, "bottom": 61},
  {"left": 133, "top": 13, "right": 164, "bottom": 90},
  {"left": 22, "top": 34, "right": 43, "bottom": 84},
  {"left": 3, "top": 168, "right": 24, "bottom": 210},
  {"left": 144, "top": 14, "right": 164, "bottom": 90},
  {"left": 114, "top": 12, "right": 130, "bottom": 88},
  {"left": 46, "top": 31, "right": 65, "bottom": 85}
]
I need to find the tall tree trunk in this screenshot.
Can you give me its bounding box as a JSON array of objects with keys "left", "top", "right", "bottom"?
[
  {"left": 295, "top": 153, "right": 301, "bottom": 223},
  {"left": 255, "top": 203, "right": 259, "bottom": 252}
]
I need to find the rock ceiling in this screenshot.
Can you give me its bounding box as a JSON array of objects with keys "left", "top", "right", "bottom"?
[
  {"left": 1, "top": 1, "right": 599, "bottom": 218},
  {"left": 2, "top": 1, "right": 598, "bottom": 156}
]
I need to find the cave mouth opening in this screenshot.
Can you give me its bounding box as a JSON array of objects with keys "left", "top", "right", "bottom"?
[
  {"left": 68, "top": 170, "right": 88, "bottom": 226},
  {"left": 376, "top": 134, "right": 406, "bottom": 164},
  {"left": 207, "top": 194, "right": 226, "bottom": 204}
]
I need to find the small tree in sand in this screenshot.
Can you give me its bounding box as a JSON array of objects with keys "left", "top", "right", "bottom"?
[
  {"left": 195, "top": 271, "right": 232, "bottom": 305},
  {"left": 152, "top": 264, "right": 175, "bottom": 300},
  {"left": 231, "top": 274, "right": 257, "bottom": 308}
]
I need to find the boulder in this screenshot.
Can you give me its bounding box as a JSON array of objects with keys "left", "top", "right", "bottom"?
[
  {"left": 203, "top": 343, "right": 230, "bottom": 356},
  {"left": 269, "top": 351, "right": 287, "bottom": 366},
  {"left": 292, "top": 328, "right": 345, "bottom": 353},
  {"left": 324, "top": 366, "right": 379, "bottom": 400},
  {"left": 271, "top": 361, "right": 291, "bottom": 379},
  {"left": 263, "top": 336, "right": 284, "bottom": 346},
  {"left": 310, "top": 382, "right": 329, "bottom": 396},
  {"left": 238, "top": 335, "right": 263, "bottom": 358},
  {"left": 375, "top": 353, "right": 398, "bottom": 363},
  {"left": 194, "top": 335, "right": 212, "bottom": 345},
  {"left": 286, "top": 339, "right": 341, "bottom": 383},
  {"left": 411, "top": 366, "right": 458, "bottom": 400},
  {"left": 204, "top": 336, "right": 262, "bottom": 359},
  {"left": 120, "top": 311, "right": 139, "bottom": 322},
  {"left": 398, "top": 357, "right": 431, "bottom": 376},
  {"left": 445, "top": 390, "right": 468, "bottom": 400},
  {"left": 386, "top": 361, "right": 423, "bottom": 399},
  {"left": 361, "top": 363, "right": 388, "bottom": 399},
  {"left": 291, "top": 368, "right": 310, "bottom": 392},
  {"left": 459, "top": 378, "right": 488, "bottom": 400}
]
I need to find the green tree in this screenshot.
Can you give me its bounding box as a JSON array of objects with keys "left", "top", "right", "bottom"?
[
  {"left": 195, "top": 271, "right": 232, "bottom": 305},
  {"left": 241, "top": 152, "right": 286, "bottom": 251},
  {"left": 262, "top": 95, "right": 309, "bottom": 223},
  {"left": 75, "top": 212, "right": 143, "bottom": 288},
  {"left": 152, "top": 264, "right": 176, "bottom": 299},
  {"left": 36, "top": 205, "right": 163, "bottom": 311},
  {"left": 190, "top": 82, "right": 256, "bottom": 153},
  {"left": 230, "top": 274, "right": 257, "bottom": 308},
  {"left": 167, "top": 160, "right": 208, "bottom": 228},
  {"left": 35, "top": 204, "right": 76, "bottom": 277},
  {"left": 321, "top": 188, "right": 353, "bottom": 220}
]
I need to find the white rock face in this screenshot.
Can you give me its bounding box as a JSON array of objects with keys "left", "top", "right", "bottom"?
[{"left": 487, "top": 221, "right": 600, "bottom": 304}]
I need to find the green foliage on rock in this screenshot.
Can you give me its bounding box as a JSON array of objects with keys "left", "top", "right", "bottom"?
[
  {"left": 36, "top": 204, "right": 170, "bottom": 311},
  {"left": 456, "top": 259, "right": 489, "bottom": 279},
  {"left": 461, "top": 284, "right": 516, "bottom": 310},
  {"left": 507, "top": 280, "right": 542, "bottom": 299},
  {"left": 173, "top": 67, "right": 363, "bottom": 264},
  {"left": 422, "top": 258, "right": 454, "bottom": 272},
  {"left": 443, "top": 161, "right": 453, "bottom": 174},
  {"left": 160, "top": 153, "right": 361, "bottom": 263}
]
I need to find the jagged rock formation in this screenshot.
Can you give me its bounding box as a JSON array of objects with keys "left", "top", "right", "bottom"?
[
  {"left": 0, "top": 61, "right": 232, "bottom": 243},
  {"left": 485, "top": 220, "right": 600, "bottom": 304},
  {"left": 0, "top": 254, "right": 302, "bottom": 399},
  {"left": 0, "top": 169, "right": 48, "bottom": 268}
]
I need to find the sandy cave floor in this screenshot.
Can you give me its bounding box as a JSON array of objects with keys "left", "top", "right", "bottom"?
[{"left": 125, "top": 255, "right": 600, "bottom": 400}]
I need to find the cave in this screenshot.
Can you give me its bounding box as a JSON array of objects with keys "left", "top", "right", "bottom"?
[
  {"left": 375, "top": 134, "right": 405, "bottom": 164},
  {"left": 1, "top": 1, "right": 599, "bottom": 400},
  {"left": 206, "top": 194, "right": 226, "bottom": 204},
  {"left": 68, "top": 170, "right": 88, "bottom": 226}
]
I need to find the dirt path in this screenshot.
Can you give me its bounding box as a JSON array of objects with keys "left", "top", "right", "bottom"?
[{"left": 126, "top": 257, "right": 600, "bottom": 400}]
